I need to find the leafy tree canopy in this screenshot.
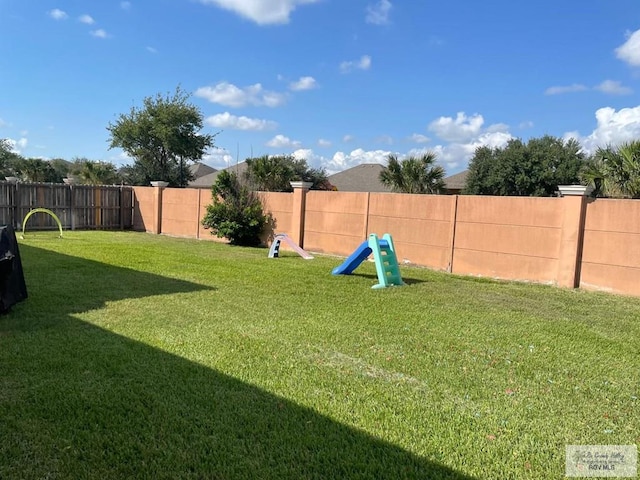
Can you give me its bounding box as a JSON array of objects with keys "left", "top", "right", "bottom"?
[
  {"left": 201, "top": 170, "right": 267, "bottom": 246},
  {"left": 11, "top": 158, "right": 62, "bottom": 183},
  {"left": 464, "top": 135, "right": 585, "bottom": 196},
  {"left": 107, "top": 86, "right": 216, "bottom": 187},
  {"left": 379, "top": 153, "right": 446, "bottom": 194},
  {"left": 0, "top": 139, "right": 24, "bottom": 177},
  {"left": 244, "top": 155, "right": 329, "bottom": 191}
]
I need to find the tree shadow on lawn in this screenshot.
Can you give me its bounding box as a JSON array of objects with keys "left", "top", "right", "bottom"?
[{"left": 0, "top": 246, "right": 474, "bottom": 479}]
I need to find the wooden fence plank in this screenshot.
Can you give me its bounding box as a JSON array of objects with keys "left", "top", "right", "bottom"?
[{"left": 0, "top": 182, "right": 133, "bottom": 231}]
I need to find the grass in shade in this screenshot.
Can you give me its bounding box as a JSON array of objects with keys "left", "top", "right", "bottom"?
[{"left": 1, "top": 231, "right": 638, "bottom": 479}]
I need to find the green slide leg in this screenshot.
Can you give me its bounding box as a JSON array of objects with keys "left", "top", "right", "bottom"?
[{"left": 368, "top": 233, "right": 404, "bottom": 289}]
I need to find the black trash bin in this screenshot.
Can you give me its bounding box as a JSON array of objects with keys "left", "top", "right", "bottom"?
[{"left": 0, "top": 225, "right": 27, "bottom": 313}]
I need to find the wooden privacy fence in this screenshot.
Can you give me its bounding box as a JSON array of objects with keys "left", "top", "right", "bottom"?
[{"left": 0, "top": 181, "right": 134, "bottom": 231}]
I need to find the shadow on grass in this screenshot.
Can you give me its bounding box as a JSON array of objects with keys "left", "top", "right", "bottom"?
[
  {"left": 0, "top": 245, "right": 474, "bottom": 479},
  {"left": 348, "top": 272, "right": 426, "bottom": 286}
]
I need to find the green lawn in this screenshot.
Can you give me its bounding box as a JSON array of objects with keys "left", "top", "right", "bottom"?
[{"left": 1, "top": 231, "right": 638, "bottom": 479}]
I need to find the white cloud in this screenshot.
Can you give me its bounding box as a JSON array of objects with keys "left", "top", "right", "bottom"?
[
  {"left": 519, "top": 121, "right": 534, "bottom": 129},
  {"left": 195, "top": 82, "right": 286, "bottom": 108},
  {"left": 266, "top": 134, "right": 302, "bottom": 148},
  {"left": 569, "top": 105, "right": 640, "bottom": 154},
  {"left": 375, "top": 134, "right": 393, "bottom": 145},
  {"left": 0, "top": 118, "right": 7, "bottom": 128},
  {"left": 202, "top": 148, "right": 235, "bottom": 169},
  {"left": 121, "top": 1, "right": 132, "bottom": 10},
  {"left": 78, "top": 14, "right": 95, "bottom": 24},
  {"left": 485, "top": 123, "right": 510, "bottom": 134},
  {"left": 108, "top": 151, "right": 134, "bottom": 166},
  {"left": 325, "top": 148, "right": 392, "bottom": 174},
  {"left": 426, "top": 131, "right": 513, "bottom": 173},
  {"left": 340, "top": 55, "right": 372, "bottom": 73},
  {"left": 544, "top": 84, "right": 588, "bottom": 95},
  {"left": 594, "top": 80, "right": 633, "bottom": 95},
  {"left": 615, "top": 29, "right": 640, "bottom": 67},
  {"left": 6, "top": 137, "right": 28, "bottom": 154},
  {"left": 146, "top": 46, "right": 158, "bottom": 54},
  {"left": 48, "top": 9, "right": 68, "bottom": 20},
  {"left": 206, "top": 112, "right": 277, "bottom": 131},
  {"left": 90, "top": 29, "right": 109, "bottom": 38},
  {"left": 292, "top": 121, "right": 514, "bottom": 176},
  {"left": 317, "top": 138, "right": 332, "bottom": 147},
  {"left": 343, "top": 134, "right": 355, "bottom": 143},
  {"left": 428, "top": 112, "right": 485, "bottom": 143},
  {"left": 198, "top": 0, "right": 320, "bottom": 25},
  {"left": 409, "top": 133, "right": 430, "bottom": 144},
  {"left": 292, "top": 148, "right": 314, "bottom": 161},
  {"left": 545, "top": 80, "right": 632, "bottom": 96},
  {"left": 289, "top": 76, "right": 318, "bottom": 91},
  {"left": 365, "top": 0, "right": 392, "bottom": 25}
]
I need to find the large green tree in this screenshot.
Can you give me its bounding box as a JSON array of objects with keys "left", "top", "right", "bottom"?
[
  {"left": 464, "top": 135, "right": 585, "bottom": 196},
  {"left": 379, "top": 153, "right": 446, "bottom": 194},
  {"left": 244, "top": 155, "right": 329, "bottom": 191},
  {"left": 107, "top": 87, "right": 216, "bottom": 187},
  {"left": 582, "top": 141, "right": 640, "bottom": 198}
]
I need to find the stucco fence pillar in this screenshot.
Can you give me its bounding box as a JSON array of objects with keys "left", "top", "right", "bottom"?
[
  {"left": 556, "top": 185, "right": 594, "bottom": 288},
  {"left": 150, "top": 181, "right": 169, "bottom": 234},
  {"left": 290, "top": 181, "right": 313, "bottom": 248}
]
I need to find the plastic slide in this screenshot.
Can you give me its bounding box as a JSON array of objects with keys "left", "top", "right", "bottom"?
[
  {"left": 331, "top": 241, "right": 372, "bottom": 275},
  {"left": 332, "top": 233, "right": 404, "bottom": 288},
  {"left": 268, "top": 233, "right": 314, "bottom": 259}
]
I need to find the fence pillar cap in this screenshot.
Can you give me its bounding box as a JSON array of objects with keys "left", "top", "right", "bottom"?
[
  {"left": 558, "top": 185, "right": 594, "bottom": 197},
  {"left": 290, "top": 181, "right": 313, "bottom": 190},
  {"left": 150, "top": 181, "right": 169, "bottom": 188}
]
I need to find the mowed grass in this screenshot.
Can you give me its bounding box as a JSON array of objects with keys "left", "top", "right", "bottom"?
[{"left": 1, "top": 231, "right": 638, "bottom": 479}]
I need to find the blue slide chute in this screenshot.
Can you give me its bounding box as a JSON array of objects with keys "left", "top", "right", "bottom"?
[
  {"left": 331, "top": 241, "right": 371, "bottom": 275},
  {"left": 331, "top": 238, "right": 391, "bottom": 275}
]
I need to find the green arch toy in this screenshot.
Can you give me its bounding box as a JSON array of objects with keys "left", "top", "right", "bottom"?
[{"left": 21, "top": 208, "right": 63, "bottom": 239}]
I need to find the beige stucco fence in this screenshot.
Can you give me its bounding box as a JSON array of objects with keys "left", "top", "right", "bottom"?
[{"left": 132, "top": 184, "right": 640, "bottom": 297}]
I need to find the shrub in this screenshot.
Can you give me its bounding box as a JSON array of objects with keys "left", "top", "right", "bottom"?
[{"left": 201, "top": 170, "right": 266, "bottom": 246}]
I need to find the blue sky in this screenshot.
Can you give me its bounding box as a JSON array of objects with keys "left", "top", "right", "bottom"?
[{"left": 1, "top": 0, "right": 640, "bottom": 175}]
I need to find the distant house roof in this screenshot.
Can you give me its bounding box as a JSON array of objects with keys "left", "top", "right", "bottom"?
[
  {"left": 189, "top": 161, "right": 470, "bottom": 193},
  {"left": 327, "top": 164, "right": 391, "bottom": 193},
  {"left": 189, "top": 162, "right": 217, "bottom": 179},
  {"left": 188, "top": 162, "right": 248, "bottom": 188},
  {"left": 443, "top": 170, "right": 468, "bottom": 192}
]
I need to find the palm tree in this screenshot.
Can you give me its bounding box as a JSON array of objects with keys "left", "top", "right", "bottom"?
[
  {"left": 379, "top": 153, "right": 446, "bottom": 194},
  {"left": 583, "top": 141, "right": 640, "bottom": 198},
  {"left": 70, "top": 158, "right": 120, "bottom": 185},
  {"left": 615, "top": 141, "right": 640, "bottom": 198}
]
